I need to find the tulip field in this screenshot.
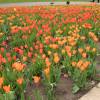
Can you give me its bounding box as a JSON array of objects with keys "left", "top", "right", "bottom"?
[{"left": 0, "top": 4, "right": 100, "bottom": 100}]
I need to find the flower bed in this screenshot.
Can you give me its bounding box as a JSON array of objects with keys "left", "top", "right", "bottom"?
[{"left": 0, "top": 5, "right": 100, "bottom": 99}]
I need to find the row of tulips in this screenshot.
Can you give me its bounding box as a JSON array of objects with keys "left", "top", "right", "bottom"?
[{"left": 0, "top": 4, "right": 100, "bottom": 99}]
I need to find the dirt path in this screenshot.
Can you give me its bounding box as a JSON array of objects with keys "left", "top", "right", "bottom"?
[
  {"left": 0, "top": 2, "right": 100, "bottom": 7},
  {"left": 96, "top": 42, "right": 100, "bottom": 78}
]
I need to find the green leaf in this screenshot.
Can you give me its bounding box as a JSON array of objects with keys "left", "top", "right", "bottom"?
[
  {"left": 55, "top": 67, "right": 61, "bottom": 83},
  {"left": 33, "top": 89, "right": 43, "bottom": 100},
  {"left": 0, "top": 91, "right": 15, "bottom": 100},
  {"left": 72, "top": 85, "right": 80, "bottom": 94},
  {"left": 21, "top": 92, "right": 25, "bottom": 100}
]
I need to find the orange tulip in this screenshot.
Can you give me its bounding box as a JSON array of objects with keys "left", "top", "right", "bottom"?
[
  {"left": 45, "top": 58, "right": 51, "bottom": 66},
  {"left": 0, "top": 77, "right": 4, "bottom": 88},
  {"left": 78, "top": 48, "right": 83, "bottom": 54},
  {"left": 48, "top": 51, "right": 52, "bottom": 55},
  {"left": 42, "top": 54, "right": 46, "bottom": 59},
  {"left": 14, "top": 8, "right": 17, "bottom": 12},
  {"left": 44, "top": 67, "right": 50, "bottom": 78},
  {"left": 54, "top": 54, "right": 60, "bottom": 63},
  {"left": 1, "top": 58, "right": 6, "bottom": 63},
  {"left": 92, "top": 48, "right": 96, "bottom": 52},
  {"left": 50, "top": 44, "right": 58, "bottom": 49},
  {"left": 70, "top": 41, "right": 76, "bottom": 46},
  {"left": 54, "top": 56, "right": 60, "bottom": 63},
  {"left": 33, "top": 76, "right": 40, "bottom": 84},
  {"left": 86, "top": 46, "right": 90, "bottom": 51},
  {"left": 89, "top": 32, "right": 94, "bottom": 37},
  {"left": 67, "top": 51, "right": 72, "bottom": 57},
  {"left": 65, "top": 45, "right": 71, "bottom": 52},
  {"left": 12, "top": 62, "right": 25, "bottom": 72},
  {"left": 89, "top": 32, "right": 98, "bottom": 42},
  {"left": 0, "top": 20, "right": 4, "bottom": 23},
  {"left": 79, "top": 61, "right": 90, "bottom": 71},
  {"left": 0, "top": 32, "right": 4, "bottom": 38},
  {"left": 62, "top": 49, "right": 65, "bottom": 54},
  {"left": 3, "top": 85, "right": 10, "bottom": 93},
  {"left": 83, "top": 23, "right": 92, "bottom": 29},
  {"left": 80, "top": 66, "right": 85, "bottom": 71},
  {"left": 72, "top": 61, "right": 76, "bottom": 67},
  {"left": 32, "top": 58, "right": 36, "bottom": 63},
  {"left": 17, "top": 78, "right": 23, "bottom": 85},
  {"left": 93, "top": 36, "right": 98, "bottom": 42},
  {"left": 77, "top": 60, "right": 83, "bottom": 68},
  {"left": 72, "top": 50, "right": 77, "bottom": 55},
  {"left": 8, "top": 57, "right": 12, "bottom": 62},
  {"left": 82, "top": 52, "right": 87, "bottom": 58},
  {"left": 80, "top": 36, "right": 86, "bottom": 40},
  {"left": 23, "top": 56, "right": 27, "bottom": 62}
]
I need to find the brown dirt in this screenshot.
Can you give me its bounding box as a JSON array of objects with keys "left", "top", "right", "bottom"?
[
  {"left": 95, "top": 42, "right": 100, "bottom": 79},
  {"left": 25, "top": 76, "right": 97, "bottom": 100},
  {"left": 54, "top": 77, "right": 88, "bottom": 100}
]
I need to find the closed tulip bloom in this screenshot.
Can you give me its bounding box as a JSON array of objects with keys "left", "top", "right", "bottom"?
[
  {"left": 17, "top": 78, "right": 23, "bottom": 85},
  {"left": 82, "top": 52, "right": 87, "bottom": 58},
  {"left": 33, "top": 76, "right": 40, "bottom": 84},
  {"left": 0, "top": 77, "right": 4, "bottom": 88},
  {"left": 3, "top": 85, "right": 10, "bottom": 93}
]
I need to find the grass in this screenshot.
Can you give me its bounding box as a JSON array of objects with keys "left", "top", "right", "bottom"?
[{"left": 0, "top": 0, "right": 89, "bottom": 3}]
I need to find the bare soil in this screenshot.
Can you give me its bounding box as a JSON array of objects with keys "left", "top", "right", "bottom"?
[{"left": 25, "top": 76, "right": 98, "bottom": 100}]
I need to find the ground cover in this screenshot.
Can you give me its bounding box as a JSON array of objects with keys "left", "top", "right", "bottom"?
[{"left": 0, "top": 4, "right": 100, "bottom": 100}]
